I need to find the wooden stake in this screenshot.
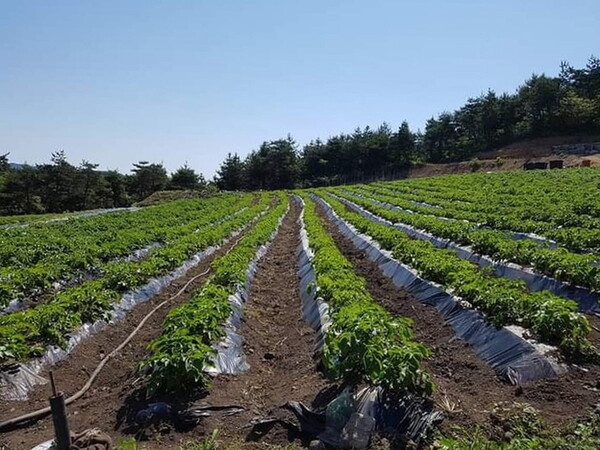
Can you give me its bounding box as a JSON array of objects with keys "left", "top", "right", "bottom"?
[{"left": 48, "top": 371, "right": 71, "bottom": 450}]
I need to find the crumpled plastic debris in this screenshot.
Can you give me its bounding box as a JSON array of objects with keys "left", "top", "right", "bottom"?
[
  {"left": 32, "top": 428, "right": 114, "bottom": 450},
  {"left": 286, "top": 386, "right": 443, "bottom": 449}
]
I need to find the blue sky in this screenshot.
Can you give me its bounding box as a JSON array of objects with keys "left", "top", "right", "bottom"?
[{"left": 1, "top": 1, "right": 599, "bottom": 177}]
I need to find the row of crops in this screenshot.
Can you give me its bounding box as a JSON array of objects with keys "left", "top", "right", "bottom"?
[
  {"left": 312, "top": 191, "right": 595, "bottom": 357},
  {"left": 2, "top": 169, "right": 599, "bottom": 387},
  {"left": 368, "top": 167, "right": 600, "bottom": 251},
  {"left": 0, "top": 194, "right": 255, "bottom": 311},
  {"left": 1, "top": 168, "right": 599, "bottom": 447},
  {"left": 303, "top": 168, "right": 600, "bottom": 368},
  {"left": 333, "top": 189, "right": 600, "bottom": 309},
  {"left": 0, "top": 191, "right": 437, "bottom": 407},
  {"left": 298, "top": 194, "right": 433, "bottom": 394},
  {"left": 141, "top": 193, "right": 289, "bottom": 393},
  {"left": 0, "top": 193, "right": 273, "bottom": 364}
]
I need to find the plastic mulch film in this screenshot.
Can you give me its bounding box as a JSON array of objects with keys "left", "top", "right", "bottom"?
[
  {"left": 288, "top": 386, "right": 443, "bottom": 449},
  {"left": 351, "top": 189, "right": 561, "bottom": 249},
  {"left": 208, "top": 204, "right": 290, "bottom": 375},
  {"left": 291, "top": 197, "right": 443, "bottom": 447},
  {"left": 410, "top": 199, "right": 443, "bottom": 210},
  {"left": 0, "top": 244, "right": 223, "bottom": 402},
  {"left": 0, "top": 208, "right": 263, "bottom": 402},
  {"left": 292, "top": 196, "right": 331, "bottom": 356},
  {"left": 312, "top": 194, "right": 562, "bottom": 385},
  {"left": 338, "top": 192, "right": 599, "bottom": 314},
  {"left": 1, "top": 207, "right": 141, "bottom": 230},
  {"left": 0, "top": 208, "right": 251, "bottom": 317}
]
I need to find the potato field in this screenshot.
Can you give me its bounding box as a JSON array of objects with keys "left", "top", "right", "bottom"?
[{"left": 1, "top": 168, "right": 600, "bottom": 449}]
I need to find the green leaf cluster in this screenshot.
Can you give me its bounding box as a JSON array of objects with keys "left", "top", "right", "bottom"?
[
  {"left": 302, "top": 195, "right": 433, "bottom": 395},
  {"left": 141, "top": 194, "right": 289, "bottom": 393},
  {"left": 320, "top": 193, "right": 596, "bottom": 360},
  {"left": 0, "top": 194, "right": 272, "bottom": 363},
  {"left": 337, "top": 187, "right": 600, "bottom": 292}
]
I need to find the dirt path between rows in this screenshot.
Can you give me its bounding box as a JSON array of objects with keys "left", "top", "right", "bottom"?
[
  {"left": 0, "top": 226, "right": 258, "bottom": 450},
  {"left": 315, "top": 203, "right": 600, "bottom": 434},
  {"left": 188, "top": 199, "right": 335, "bottom": 448}
]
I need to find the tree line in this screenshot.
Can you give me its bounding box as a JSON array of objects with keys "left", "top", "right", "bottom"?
[
  {"left": 216, "top": 56, "right": 600, "bottom": 190},
  {"left": 0, "top": 151, "right": 207, "bottom": 215},
  {"left": 2, "top": 57, "right": 599, "bottom": 214}
]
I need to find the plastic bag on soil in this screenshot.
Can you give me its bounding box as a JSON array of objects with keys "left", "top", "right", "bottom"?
[
  {"left": 341, "top": 192, "right": 598, "bottom": 313},
  {"left": 312, "top": 194, "right": 563, "bottom": 385},
  {"left": 207, "top": 205, "right": 290, "bottom": 375},
  {"left": 287, "top": 386, "right": 443, "bottom": 449}
]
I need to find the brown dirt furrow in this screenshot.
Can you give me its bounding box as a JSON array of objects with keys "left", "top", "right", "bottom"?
[
  {"left": 0, "top": 228, "right": 256, "bottom": 450},
  {"left": 192, "top": 199, "right": 335, "bottom": 448},
  {"left": 314, "top": 202, "right": 600, "bottom": 433}
]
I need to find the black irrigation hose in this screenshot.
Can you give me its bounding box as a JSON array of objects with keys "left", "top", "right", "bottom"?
[{"left": 0, "top": 233, "right": 245, "bottom": 432}]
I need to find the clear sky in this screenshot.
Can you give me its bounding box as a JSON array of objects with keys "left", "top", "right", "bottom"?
[{"left": 1, "top": 1, "right": 599, "bottom": 177}]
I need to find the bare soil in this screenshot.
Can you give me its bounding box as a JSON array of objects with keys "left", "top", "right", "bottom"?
[
  {"left": 192, "top": 199, "right": 335, "bottom": 448},
  {"left": 315, "top": 203, "right": 600, "bottom": 434},
  {"left": 401, "top": 136, "right": 600, "bottom": 179},
  {"left": 479, "top": 135, "right": 600, "bottom": 159}
]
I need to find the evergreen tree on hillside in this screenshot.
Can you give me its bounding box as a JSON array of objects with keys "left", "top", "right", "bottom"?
[
  {"left": 0, "top": 153, "right": 9, "bottom": 173},
  {"left": 390, "top": 121, "right": 416, "bottom": 167},
  {"left": 129, "top": 161, "right": 169, "bottom": 200},
  {"left": 171, "top": 164, "right": 204, "bottom": 190},
  {"left": 215, "top": 153, "right": 244, "bottom": 191}
]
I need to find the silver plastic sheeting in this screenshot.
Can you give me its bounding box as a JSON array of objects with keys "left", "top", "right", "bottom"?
[
  {"left": 208, "top": 205, "right": 290, "bottom": 375},
  {"left": 410, "top": 200, "right": 442, "bottom": 209},
  {"left": 0, "top": 243, "right": 165, "bottom": 317},
  {"left": 293, "top": 196, "right": 331, "bottom": 355},
  {"left": 351, "top": 189, "right": 562, "bottom": 249},
  {"left": 1, "top": 298, "right": 30, "bottom": 316},
  {"left": 288, "top": 386, "right": 443, "bottom": 449},
  {"left": 0, "top": 214, "right": 267, "bottom": 402},
  {"left": 31, "top": 440, "right": 54, "bottom": 450},
  {"left": 122, "top": 242, "right": 163, "bottom": 262},
  {"left": 312, "top": 194, "right": 562, "bottom": 385},
  {"left": 336, "top": 192, "right": 599, "bottom": 314}
]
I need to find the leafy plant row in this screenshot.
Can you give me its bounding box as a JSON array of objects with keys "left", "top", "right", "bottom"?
[
  {"left": 317, "top": 192, "right": 597, "bottom": 360},
  {"left": 0, "top": 194, "right": 273, "bottom": 364},
  {"left": 337, "top": 188, "right": 600, "bottom": 293},
  {"left": 374, "top": 168, "right": 600, "bottom": 241},
  {"left": 301, "top": 194, "right": 433, "bottom": 395},
  {"left": 363, "top": 182, "right": 600, "bottom": 253},
  {"left": 383, "top": 167, "right": 600, "bottom": 212},
  {"left": 140, "top": 194, "right": 289, "bottom": 393},
  {"left": 0, "top": 193, "right": 245, "bottom": 269},
  {"left": 0, "top": 194, "right": 253, "bottom": 309}
]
